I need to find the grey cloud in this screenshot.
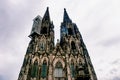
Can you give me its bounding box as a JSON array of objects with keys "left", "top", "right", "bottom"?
[
  {"left": 0, "top": 75, "right": 4, "bottom": 80},
  {"left": 110, "top": 68, "right": 117, "bottom": 74},
  {"left": 111, "top": 59, "right": 120, "bottom": 65},
  {"left": 0, "top": 0, "right": 43, "bottom": 52},
  {"left": 112, "top": 76, "right": 120, "bottom": 80},
  {"left": 99, "top": 36, "right": 120, "bottom": 46},
  {"left": 108, "top": 59, "right": 120, "bottom": 80},
  {"left": 0, "top": 0, "right": 42, "bottom": 80},
  {"left": 0, "top": 0, "right": 120, "bottom": 80},
  {"left": 0, "top": 75, "right": 9, "bottom": 80}
]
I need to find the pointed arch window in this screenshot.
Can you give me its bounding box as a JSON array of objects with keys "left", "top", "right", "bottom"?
[
  {"left": 70, "top": 60, "right": 75, "bottom": 77},
  {"left": 61, "top": 26, "right": 68, "bottom": 35},
  {"left": 71, "top": 41, "right": 76, "bottom": 50},
  {"left": 68, "top": 28, "right": 73, "bottom": 35},
  {"left": 31, "top": 59, "right": 39, "bottom": 78},
  {"left": 41, "top": 60, "right": 47, "bottom": 78},
  {"left": 54, "top": 61, "right": 63, "bottom": 78},
  {"left": 39, "top": 42, "right": 45, "bottom": 51},
  {"left": 27, "top": 40, "right": 34, "bottom": 53},
  {"left": 41, "top": 27, "right": 47, "bottom": 34},
  {"left": 50, "top": 43, "right": 53, "bottom": 50},
  {"left": 61, "top": 27, "right": 66, "bottom": 36}
]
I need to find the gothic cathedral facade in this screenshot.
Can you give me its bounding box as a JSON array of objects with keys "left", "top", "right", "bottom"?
[{"left": 18, "top": 7, "right": 97, "bottom": 80}]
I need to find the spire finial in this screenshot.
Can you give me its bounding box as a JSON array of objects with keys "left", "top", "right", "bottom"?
[
  {"left": 64, "top": 8, "right": 66, "bottom": 11},
  {"left": 63, "top": 8, "right": 72, "bottom": 23},
  {"left": 42, "top": 7, "right": 50, "bottom": 21},
  {"left": 47, "top": 7, "right": 49, "bottom": 10}
]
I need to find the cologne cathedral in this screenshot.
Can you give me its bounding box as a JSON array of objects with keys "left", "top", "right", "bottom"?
[{"left": 18, "top": 7, "right": 97, "bottom": 80}]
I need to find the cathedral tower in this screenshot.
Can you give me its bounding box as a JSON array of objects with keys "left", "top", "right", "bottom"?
[{"left": 18, "top": 7, "right": 97, "bottom": 80}]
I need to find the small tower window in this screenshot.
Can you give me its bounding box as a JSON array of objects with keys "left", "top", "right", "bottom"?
[
  {"left": 35, "top": 18, "right": 40, "bottom": 22},
  {"left": 61, "top": 27, "right": 65, "bottom": 32},
  {"left": 41, "top": 27, "right": 47, "bottom": 34},
  {"left": 71, "top": 41, "right": 76, "bottom": 50},
  {"left": 68, "top": 28, "right": 73, "bottom": 35},
  {"left": 40, "top": 42, "right": 45, "bottom": 51},
  {"left": 41, "top": 60, "right": 47, "bottom": 78}
]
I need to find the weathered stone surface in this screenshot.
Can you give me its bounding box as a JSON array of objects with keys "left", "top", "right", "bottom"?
[{"left": 18, "top": 7, "right": 97, "bottom": 80}]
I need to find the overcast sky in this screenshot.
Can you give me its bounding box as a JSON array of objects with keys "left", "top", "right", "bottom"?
[{"left": 0, "top": 0, "right": 120, "bottom": 80}]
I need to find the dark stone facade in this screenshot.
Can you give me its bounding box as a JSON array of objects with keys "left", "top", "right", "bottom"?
[{"left": 18, "top": 7, "right": 97, "bottom": 80}]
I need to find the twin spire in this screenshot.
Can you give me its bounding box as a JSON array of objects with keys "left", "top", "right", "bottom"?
[
  {"left": 43, "top": 7, "right": 72, "bottom": 23},
  {"left": 29, "top": 7, "right": 73, "bottom": 37}
]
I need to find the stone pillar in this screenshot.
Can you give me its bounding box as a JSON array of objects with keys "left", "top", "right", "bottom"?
[
  {"left": 66, "top": 54, "right": 71, "bottom": 80},
  {"left": 23, "top": 75, "right": 27, "bottom": 80},
  {"left": 67, "top": 65, "right": 71, "bottom": 80},
  {"left": 48, "top": 65, "right": 53, "bottom": 80}
]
